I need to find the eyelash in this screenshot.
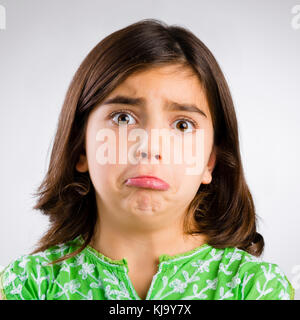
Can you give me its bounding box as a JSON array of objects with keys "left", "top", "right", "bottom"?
[{"left": 108, "top": 108, "right": 199, "bottom": 129}]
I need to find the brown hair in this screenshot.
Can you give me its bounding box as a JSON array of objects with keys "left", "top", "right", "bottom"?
[{"left": 30, "top": 18, "right": 264, "bottom": 264}]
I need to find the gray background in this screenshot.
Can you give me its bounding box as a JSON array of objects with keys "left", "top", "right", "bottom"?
[{"left": 0, "top": 0, "right": 299, "bottom": 299}]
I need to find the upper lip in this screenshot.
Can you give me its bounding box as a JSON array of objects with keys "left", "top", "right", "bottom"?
[{"left": 125, "top": 175, "right": 169, "bottom": 185}]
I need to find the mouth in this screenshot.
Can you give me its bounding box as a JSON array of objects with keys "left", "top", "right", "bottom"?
[{"left": 124, "top": 175, "right": 170, "bottom": 191}]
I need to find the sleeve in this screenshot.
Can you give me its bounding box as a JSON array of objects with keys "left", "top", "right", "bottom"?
[
  {"left": 241, "top": 262, "right": 295, "bottom": 300},
  {"left": 0, "top": 269, "right": 7, "bottom": 300},
  {"left": 0, "top": 254, "right": 50, "bottom": 300}
]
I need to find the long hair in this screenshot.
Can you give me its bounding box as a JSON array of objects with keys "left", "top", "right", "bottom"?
[{"left": 30, "top": 18, "right": 264, "bottom": 264}]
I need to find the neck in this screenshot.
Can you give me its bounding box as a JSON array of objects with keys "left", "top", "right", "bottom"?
[{"left": 89, "top": 213, "right": 207, "bottom": 269}]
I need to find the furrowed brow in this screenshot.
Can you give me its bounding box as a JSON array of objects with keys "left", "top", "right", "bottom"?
[
  {"left": 166, "top": 102, "right": 207, "bottom": 118},
  {"left": 102, "top": 95, "right": 207, "bottom": 118},
  {"left": 102, "top": 95, "right": 145, "bottom": 107}
]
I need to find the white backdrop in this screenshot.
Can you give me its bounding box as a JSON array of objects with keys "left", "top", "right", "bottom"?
[{"left": 0, "top": 0, "right": 299, "bottom": 299}]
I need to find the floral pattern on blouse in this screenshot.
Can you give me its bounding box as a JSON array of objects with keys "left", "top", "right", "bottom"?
[{"left": 0, "top": 235, "right": 295, "bottom": 300}]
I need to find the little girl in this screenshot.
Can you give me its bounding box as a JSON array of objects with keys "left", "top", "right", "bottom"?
[{"left": 0, "top": 19, "right": 295, "bottom": 300}]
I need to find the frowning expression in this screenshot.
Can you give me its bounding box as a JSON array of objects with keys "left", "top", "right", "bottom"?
[{"left": 76, "top": 63, "right": 216, "bottom": 224}]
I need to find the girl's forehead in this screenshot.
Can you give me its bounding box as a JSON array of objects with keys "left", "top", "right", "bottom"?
[
  {"left": 104, "top": 65, "right": 211, "bottom": 119},
  {"left": 121, "top": 64, "right": 200, "bottom": 89}
]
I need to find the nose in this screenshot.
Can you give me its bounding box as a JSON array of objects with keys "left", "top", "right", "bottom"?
[
  {"left": 134, "top": 128, "right": 162, "bottom": 163},
  {"left": 135, "top": 149, "right": 161, "bottom": 161}
]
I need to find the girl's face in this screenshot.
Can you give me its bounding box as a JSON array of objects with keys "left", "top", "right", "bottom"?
[{"left": 76, "top": 64, "right": 216, "bottom": 230}]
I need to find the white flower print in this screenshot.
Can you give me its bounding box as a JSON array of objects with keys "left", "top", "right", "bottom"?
[
  {"left": 65, "top": 280, "right": 81, "bottom": 294},
  {"left": 103, "top": 269, "right": 119, "bottom": 285},
  {"left": 10, "top": 284, "right": 23, "bottom": 296},
  {"left": 75, "top": 253, "right": 85, "bottom": 266},
  {"left": 3, "top": 270, "right": 17, "bottom": 287},
  {"left": 181, "top": 278, "right": 218, "bottom": 300},
  {"left": 255, "top": 264, "right": 276, "bottom": 300},
  {"left": 279, "top": 289, "right": 290, "bottom": 300},
  {"left": 18, "top": 256, "right": 30, "bottom": 269},
  {"left": 191, "top": 260, "right": 210, "bottom": 273},
  {"left": 169, "top": 279, "right": 187, "bottom": 293},
  {"left": 182, "top": 270, "right": 200, "bottom": 283},
  {"left": 206, "top": 278, "right": 218, "bottom": 290},
  {"left": 192, "top": 284, "right": 208, "bottom": 299},
  {"left": 225, "top": 251, "right": 242, "bottom": 262},
  {"left": 51, "top": 243, "right": 69, "bottom": 256},
  {"left": 78, "top": 263, "right": 95, "bottom": 280},
  {"left": 61, "top": 261, "right": 71, "bottom": 274},
  {"left": 219, "top": 262, "right": 233, "bottom": 276},
  {"left": 219, "top": 286, "right": 234, "bottom": 300},
  {"left": 210, "top": 249, "right": 223, "bottom": 261},
  {"left": 241, "top": 272, "right": 254, "bottom": 300},
  {"left": 261, "top": 264, "right": 276, "bottom": 282},
  {"left": 239, "top": 254, "right": 262, "bottom": 269},
  {"left": 90, "top": 281, "right": 102, "bottom": 288},
  {"left": 275, "top": 266, "right": 285, "bottom": 278},
  {"left": 226, "top": 274, "right": 241, "bottom": 289}
]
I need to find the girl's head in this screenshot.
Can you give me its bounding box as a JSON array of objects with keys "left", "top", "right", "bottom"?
[
  {"left": 32, "top": 19, "right": 264, "bottom": 263},
  {"left": 76, "top": 63, "right": 216, "bottom": 236}
]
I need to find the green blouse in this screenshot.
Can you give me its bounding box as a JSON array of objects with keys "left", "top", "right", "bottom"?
[{"left": 0, "top": 235, "right": 295, "bottom": 300}]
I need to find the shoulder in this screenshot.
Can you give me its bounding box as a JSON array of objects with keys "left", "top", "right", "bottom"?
[
  {"left": 0, "top": 237, "right": 82, "bottom": 300},
  {"left": 214, "top": 246, "right": 295, "bottom": 300}
]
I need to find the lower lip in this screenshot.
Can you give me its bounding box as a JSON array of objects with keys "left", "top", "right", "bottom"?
[{"left": 125, "top": 177, "right": 170, "bottom": 191}]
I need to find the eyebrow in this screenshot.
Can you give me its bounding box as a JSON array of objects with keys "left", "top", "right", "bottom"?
[{"left": 102, "top": 95, "right": 207, "bottom": 118}]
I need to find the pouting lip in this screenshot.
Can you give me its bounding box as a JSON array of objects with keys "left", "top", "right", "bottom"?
[{"left": 124, "top": 175, "right": 169, "bottom": 186}]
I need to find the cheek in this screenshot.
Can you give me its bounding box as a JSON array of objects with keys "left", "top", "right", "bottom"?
[
  {"left": 85, "top": 129, "right": 115, "bottom": 190},
  {"left": 171, "top": 130, "right": 209, "bottom": 177},
  {"left": 86, "top": 135, "right": 127, "bottom": 194},
  {"left": 172, "top": 163, "right": 202, "bottom": 192},
  {"left": 88, "top": 159, "right": 122, "bottom": 196},
  {"left": 170, "top": 128, "right": 212, "bottom": 191}
]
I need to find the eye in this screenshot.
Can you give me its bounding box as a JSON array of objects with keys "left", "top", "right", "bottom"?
[
  {"left": 110, "top": 110, "right": 137, "bottom": 126},
  {"left": 172, "top": 118, "right": 197, "bottom": 133}
]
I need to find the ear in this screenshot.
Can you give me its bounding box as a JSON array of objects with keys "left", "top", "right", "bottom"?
[
  {"left": 76, "top": 153, "right": 89, "bottom": 173},
  {"left": 201, "top": 146, "right": 216, "bottom": 185}
]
